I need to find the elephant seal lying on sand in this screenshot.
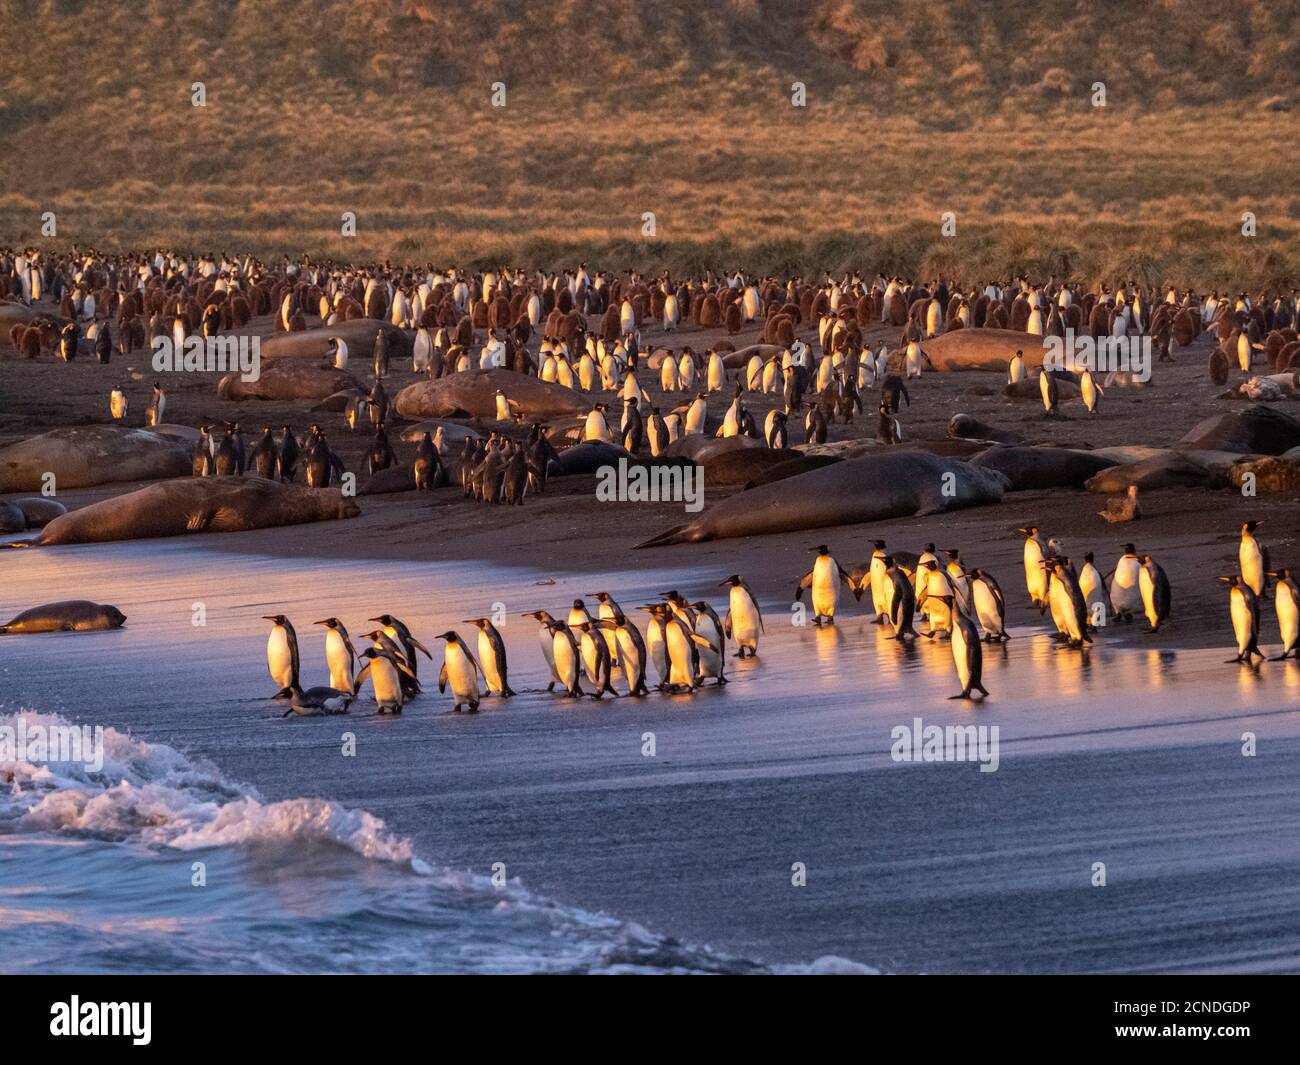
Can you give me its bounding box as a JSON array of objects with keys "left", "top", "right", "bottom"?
[
  {"left": 0, "top": 497, "right": 68, "bottom": 532},
  {"left": 636, "top": 451, "right": 1008, "bottom": 546},
  {"left": 0, "top": 426, "right": 190, "bottom": 492},
  {"left": 948, "top": 413, "right": 1025, "bottom": 445},
  {"left": 1178, "top": 406, "right": 1300, "bottom": 455},
  {"left": 923, "top": 329, "right": 1052, "bottom": 372},
  {"left": 394, "top": 369, "right": 590, "bottom": 420},
  {"left": 11, "top": 476, "right": 359, "bottom": 546},
  {"left": 0, "top": 600, "right": 126, "bottom": 634},
  {"left": 972, "top": 446, "right": 1119, "bottom": 491},
  {"left": 218, "top": 362, "right": 361, "bottom": 402},
  {"left": 259, "top": 320, "right": 411, "bottom": 362},
  {"left": 1085, "top": 452, "right": 1228, "bottom": 493}
]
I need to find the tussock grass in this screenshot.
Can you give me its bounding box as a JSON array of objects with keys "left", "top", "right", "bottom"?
[{"left": 1, "top": 1, "right": 1296, "bottom": 285}]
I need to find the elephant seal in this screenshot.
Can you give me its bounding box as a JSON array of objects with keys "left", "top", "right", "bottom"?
[
  {"left": 1229, "top": 456, "right": 1300, "bottom": 494},
  {"left": 394, "top": 369, "right": 590, "bottom": 420},
  {"left": 972, "top": 446, "right": 1119, "bottom": 491},
  {"left": 218, "top": 362, "right": 360, "bottom": 402},
  {"left": 15, "top": 476, "right": 359, "bottom": 546},
  {"left": 742, "top": 453, "right": 842, "bottom": 489},
  {"left": 0, "top": 600, "right": 126, "bottom": 634},
  {"left": 948, "top": 413, "right": 1025, "bottom": 446},
  {"left": 546, "top": 440, "right": 632, "bottom": 477},
  {"left": 663, "top": 434, "right": 764, "bottom": 462},
  {"left": 636, "top": 451, "right": 1008, "bottom": 547},
  {"left": 359, "top": 466, "right": 417, "bottom": 495},
  {"left": 0, "top": 426, "right": 190, "bottom": 492},
  {"left": 259, "top": 320, "right": 411, "bottom": 362},
  {"left": 397, "top": 420, "right": 485, "bottom": 446},
  {"left": 1178, "top": 406, "right": 1300, "bottom": 455},
  {"left": 0, "top": 500, "right": 25, "bottom": 533},
  {"left": 146, "top": 424, "right": 204, "bottom": 446},
  {"left": 0, "top": 497, "right": 69, "bottom": 531},
  {"left": 702, "top": 447, "right": 803, "bottom": 486},
  {"left": 922, "top": 329, "right": 1053, "bottom": 372},
  {"left": 1084, "top": 452, "right": 1226, "bottom": 493}
]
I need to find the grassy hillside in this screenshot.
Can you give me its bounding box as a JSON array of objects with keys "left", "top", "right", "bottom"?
[{"left": 1, "top": 0, "right": 1297, "bottom": 285}]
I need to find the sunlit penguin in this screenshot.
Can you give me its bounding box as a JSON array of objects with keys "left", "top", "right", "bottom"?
[
  {"left": 110, "top": 386, "right": 128, "bottom": 421},
  {"left": 436, "top": 630, "right": 482, "bottom": 712},
  {"left": 588, "top": 591, "right": 623, "bottom": 665},
  {"left": 575, "top": 620, "right": 618, "bottom": 699},
  {"left": 263, "top": 614, "right": 300, "bottom": 699},
  {"left": 967, "top": 568, "right": 1008, "bottom": 642},
  {"left": 466, "top": 617, "right": 514, "bottom": 697},
  {"left": 354, "top": 647, "right": 407, "bottom": 713},
  {"left": 601, "top": 610, "right": 649, "bottom": 696},
  {"left": 521, "top": 610, "right": 563, "bottom": 690},
  {"left": 933, "top": 596, "right": 988, "bottom": 701},
  {"left": 314, "top": 617, "right": 358, "bottom": 691},
  {"left": 1267, "top": 569, "right": 1299, "bottom": 660},
  {"left": 1077, "top": 552, "right": 1107, "bottom": 629},
  {"left": 639, "top": 604, "right": 671, "bottom": 691},
  {"left": 884, "top": 556, "right": 919, "bottom": 641},
  {"left": 688, "top": 600, "right": 728, "bottom": 685},
  {"left": 1108, "top": 543, "right": 1143, "bottom": 621},
  {"left": 1218, "top": 575, "right": 1264, "bottom": 664},
  {"left": 1239, "top": 520, "right": 1268, "bottom": 598},
  {"left": 795, "top": 544, "right": 855, "bottom": 625},
  {"left": 1018, "top": 525, "right": 1049, "bottom": 613},
  {"left": 721, "top": 574, "right": 764, "bottom": 657},
  {"left": 1045, "top": 558, "right": 1092, "bottom": 648}
]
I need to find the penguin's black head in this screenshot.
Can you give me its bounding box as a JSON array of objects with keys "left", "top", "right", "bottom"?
[
  {"left": 810, "top": 545, "right": 829, "bottom": 555},
  {"left": 436, "top": 631, "right": 459, "bottom": 642},
  {"left": 462, "top": 618, "right": 487, "bottom": 628},
  {"left": 923, "top": 543, "right": 935, "bottom": 553},
  {"left": 871, "top": 539, "right": 886, "bottom": 549},
  {"left": 1084, "top": 552, "right": 1094, "bottom": 564},
  {"left": 369, "top": 614, "right": 393, "bottom": 625},
  {"left": 314, "top": 618, "right": 338, "bottom": 628},
  {"left": 1244, "top": 520, "right": 1260, "bottom": 532},
  {"left": 720, "top": 575, "right": 741, "bottom": 586},
  {"left": 1123, "top": 543, "right": 1136, "bottom": 554},
  {"left": 263, "top": 614, "right": 287, "bottom": 624},
  {"left": 572, "top": 598, "right": 585, "bottom": 610},
  {"left": 944, "top": 549, "right": 960, "bottom": 559}
]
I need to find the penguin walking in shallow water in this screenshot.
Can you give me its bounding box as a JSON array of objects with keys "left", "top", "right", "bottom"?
[
  {"left": 1045, "top": 558, "right": 1092, "bottom": 648},
  {"left": 354, "top": 647, "right": 407, "bottom": 713},
  {"left": 721, "top": 575, "right": 764, "bottom": 657},
  {"left": 884, "top": 556, "right": 918, "bottom": 641},
  {"left": 315, "top": 617, "right": 358, "bottom": 691},
  {"left": 795, "top": 545, "right": 855, "bottom": 625},
  {"left": 1267, "top": 569, "right": 1299, "bottom": 660},
  {"left": 263, "top": 615, "right": 300, "bottom": 699},
  {"left": 1139, "top": 554, "right": 1172, "bottom": 632},
  {"left": 436, "top": 630, "right": 482, "bottom": 711},
  {"left": 936, "top": 597, "right": 987, "bottom": 700},
  {"left": 967, "top": 568, "right": 1008, "bottom": 642},
  {"left": 1108, "top": 544, "right": 1143, "bottom": 621},
  {"left": 1078, "top": 553, "right": 1106, "bottom": 628},
  {"left": 369, "top": 614, "right": 431, "bottom": 689},
  {"left": 547, "top": 620, "right": 586, "bottom": 698},
  {"left": 1019, "top": 526, "right": 1049, "bottom": 613},
  {"left": 689, "top": 600, "right": 728, "bottom": 685},
  {"left": 575, "top": 620, "right": 618, "bottom": 699},
  {"left": 588, "top": 592, "right": 623, "bottom": 666},
  {"left": 601, "top": 611, "right": 649, "bottom": 696},
  {"left": 1218, "top": 575, "right": 1264, "bottom": 664},
  {"left": 1239, "top": 520, "right": 1268, "bottom": 598},
  {"left": 522, "top": 610, "right": 563, "bottom": 690},
  {"left": 466, "top": 617, "right": 515, "bottom": 697}
]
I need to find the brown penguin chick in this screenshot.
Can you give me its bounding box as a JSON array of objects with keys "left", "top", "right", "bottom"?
[
  {"left": 1208, "top": 346, "right": 1231, "bottom": 386},
  {"left": 1100, "top": 485, "right": 1141, "bottom": 523}
]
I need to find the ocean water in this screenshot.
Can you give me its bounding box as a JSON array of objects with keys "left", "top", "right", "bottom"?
[{"left": 3, "top": 541, "right": 1300, "bottom": 973}]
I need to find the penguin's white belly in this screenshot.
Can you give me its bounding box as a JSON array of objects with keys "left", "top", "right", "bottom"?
[
  {"left": 812, "top": 557, "right": 839, "bottom": 619},
  {"left": 539, "top": 628, "right": 560, "bottom": 681},
  {"left": 446, "top": 649, "right": 478, "bottom": 699},
  {"left": 1230, "top": 591, "right": 1253, "bottom": 654},
  {"left": 267, "top": 630, "right": 293, "bottom": 686},
  {"left": 730, "top": 592, "right": 760, "bottom": 648}
]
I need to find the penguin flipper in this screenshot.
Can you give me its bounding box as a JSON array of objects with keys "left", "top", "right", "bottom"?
[{"left": 438, "top": 663, "right": 448, "bottom": 693}]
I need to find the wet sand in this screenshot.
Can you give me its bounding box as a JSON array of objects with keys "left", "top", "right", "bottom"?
[{"left": 4, "top": 543, "right": 1300, "bottom": 972}]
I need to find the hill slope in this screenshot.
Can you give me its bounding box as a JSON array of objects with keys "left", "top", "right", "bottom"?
[{"left": 1, "top": 0, "right": 1297, "bottom": 283}]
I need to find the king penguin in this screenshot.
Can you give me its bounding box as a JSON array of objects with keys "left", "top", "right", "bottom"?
[
  {"left": 315, "top": 617, "right": 358, "bottom": 692},
  {"left": 1239, "top": 520, "right": 1268, "bottom": 598},
  {"left": 263, "top": 615, "right": 300, "bottom": 699},
  {"left": 1267, "top": 569, "right": 1299, "bottom": 660},
  {"left": 466, "top": 617, "right": 514, "bottom": 697},
  {"left": 1218, "top": 575, "right": 1264, "bottom": 664},
  {"left": 795, "top": 545, "right": 855, "bottom": 625},
  {"left": 436, "top": 630, "right": 482, "bottom": 712},
  {"left": 721, "top": 574, "right": 764, "bottom": 657}
]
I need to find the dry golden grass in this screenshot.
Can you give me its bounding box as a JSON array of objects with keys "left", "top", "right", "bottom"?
[{"left": 1, "top": 0, "right": 1297, "bottom": 285}]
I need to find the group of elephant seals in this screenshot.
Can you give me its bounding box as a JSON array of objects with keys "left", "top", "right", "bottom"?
[
  {"left": 0, "top": 426, "right": 190, "bottom": 492},
  {"left": 218, "top": 362, "right": 360, "bottom": 402},
  {"left": 971, "top": 446, "right": 1120, "bottom": 491},
  {"left": 0, "top": 497, "right": 69, "bottom": 532},
  {"left": 394, "top": 368, "right": 589, "bottom": 420},
  {"left": 11, "top": 476, "right": 359, "bottom": 546},
  {"left": 922, "top": 329, "right": 1052, "bottom": 372},
  {"left": 636, "top": 450, "right": 1008, "bottom": 547},
  {"left": 0, "top": 600, "right": 126, "bottom": 634}
]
